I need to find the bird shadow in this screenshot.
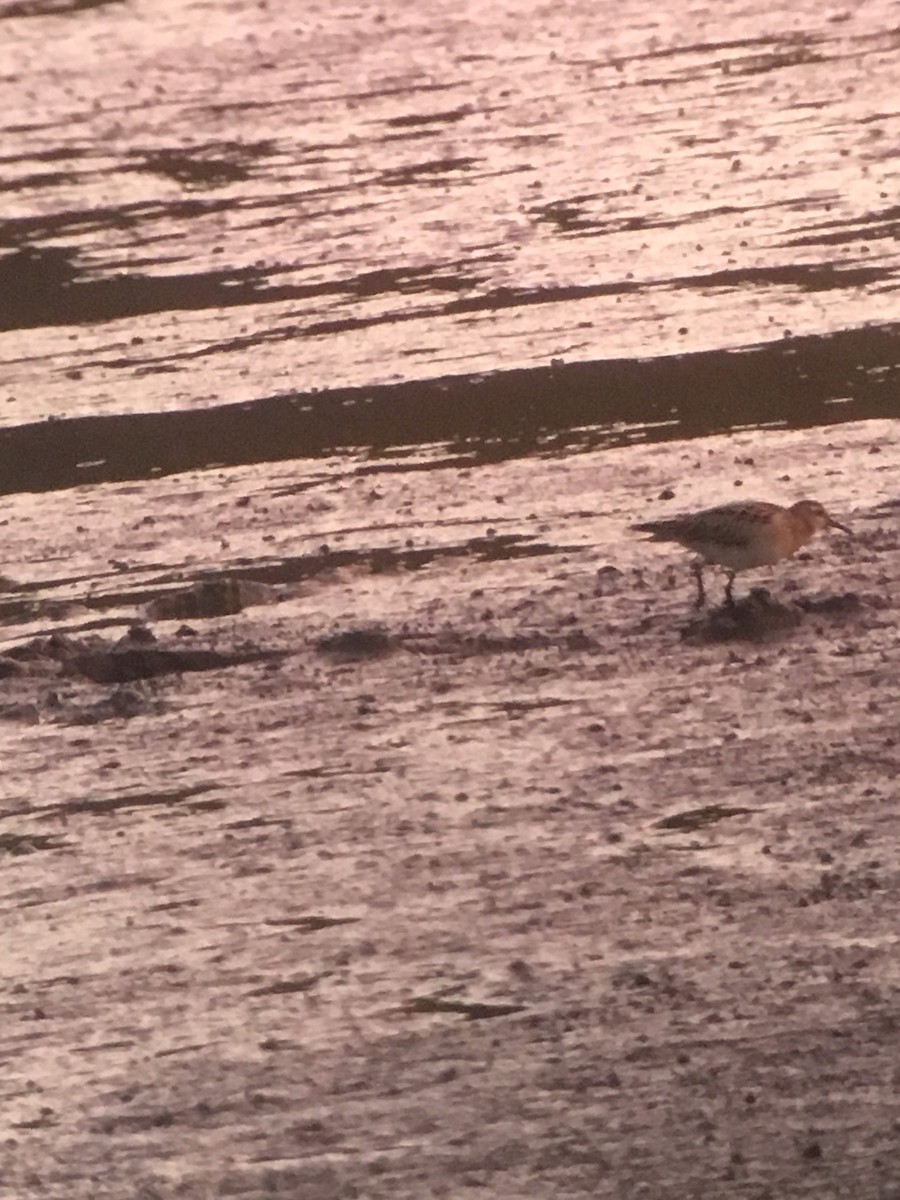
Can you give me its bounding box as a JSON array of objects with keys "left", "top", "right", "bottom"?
[{"left": 680, "top": 588, "right": 861, "bottom": 643}]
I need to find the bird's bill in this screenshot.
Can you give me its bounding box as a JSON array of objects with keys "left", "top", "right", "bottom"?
[{"left": 828, "top": 516, "right": 852, "bottom": 536}]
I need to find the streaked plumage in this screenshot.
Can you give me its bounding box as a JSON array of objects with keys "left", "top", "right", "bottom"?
[{"left": 632, "top": 498, "right": 852, "bottom": 607}]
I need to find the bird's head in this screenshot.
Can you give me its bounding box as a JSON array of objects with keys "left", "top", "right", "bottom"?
[{"left": 790, "top": 499, "right": 852, "bottom": 537}]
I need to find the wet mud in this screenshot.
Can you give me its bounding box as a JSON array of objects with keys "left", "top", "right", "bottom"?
[
  {"left": 1, "top": 416, "right": 898, "bottom": 1199},
  {"left": 1, "top": 0, "right": 900, "bottom": 1197}
]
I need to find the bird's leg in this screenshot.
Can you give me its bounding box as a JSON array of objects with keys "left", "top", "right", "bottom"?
[
  {"left": 724, "top": 570, "right": 736, "bottom": 608},
  {"left": 691, "top": 561, "right": 706, "bottom": 609}
]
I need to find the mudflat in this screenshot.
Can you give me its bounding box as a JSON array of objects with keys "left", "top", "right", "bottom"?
[
  {"left": 1, "top": 417, "right": 897, "bottom": 1199},
  {"left": 3, "top": 0, "right": 900, "bottom": 1194}
]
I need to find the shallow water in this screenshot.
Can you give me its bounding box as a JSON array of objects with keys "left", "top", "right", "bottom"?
[{"left": 1, "top": 0, "right": 899, "bottom": 477}]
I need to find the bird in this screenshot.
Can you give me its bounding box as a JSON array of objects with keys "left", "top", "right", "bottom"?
[{"left": 631, "top": 498, "right": 852, "bottom": 608}]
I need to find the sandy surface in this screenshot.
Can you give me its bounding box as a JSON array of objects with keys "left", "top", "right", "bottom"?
[{"left": 1, "top": 417, "right": 897, "bottom": 1199}]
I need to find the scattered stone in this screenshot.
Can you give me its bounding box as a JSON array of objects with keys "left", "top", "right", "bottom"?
[
  {"left": 121, "top": 623, "right": 156, "bottom": 644},
  {"left": 595, "top": 564, "right": 624, "bottom": 596}
]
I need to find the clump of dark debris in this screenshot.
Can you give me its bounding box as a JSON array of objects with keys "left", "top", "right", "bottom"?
[{"left": 316, "top": 627, "right": 395, "bottom": 661}]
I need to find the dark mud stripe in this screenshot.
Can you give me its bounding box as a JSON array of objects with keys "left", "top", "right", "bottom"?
[
  {"left": 0, "top": 244, "right": 481, "bottom": 330},
  {"left": 403, "top": 996, "right": 527, "bottom": 1020},
  {"left": 0, "top": 324, "right": 897, "bottom": 496},
  {"left": 0, "top": 0, "right": 122, "bottom": 17},
  {"left": 2, "top": 782, "right": 220, "bottom": 822}
]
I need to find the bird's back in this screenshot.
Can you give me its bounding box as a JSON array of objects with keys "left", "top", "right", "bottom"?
[{"left": 632, "top": 501, "right": 795, "bottom": 568}]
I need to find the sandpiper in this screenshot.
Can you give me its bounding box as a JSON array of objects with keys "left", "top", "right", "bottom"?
[{"left": 632, "top": 499, "right": 852, "bottom": 607}]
